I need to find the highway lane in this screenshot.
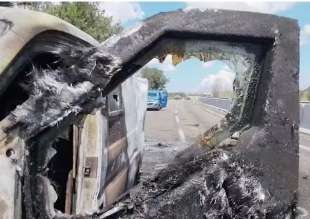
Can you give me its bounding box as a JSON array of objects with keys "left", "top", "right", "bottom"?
[
  {"left": 144, "top": 98, "right": 310, "bottom": 217},
  {"left": 145, "top": 98, "right": 310, "bottom": 151},
  {"left": 200, "top": 96, "right": 310, "bottom": 129},
  {"left": 144, "top": 102, "right": 180, "bottom": 143},
  {"left": 145, "top": 99, "right": 223, "bottom": 143},
  {"left": 200, "top": 96, "right": 232, "bottom": 112}
]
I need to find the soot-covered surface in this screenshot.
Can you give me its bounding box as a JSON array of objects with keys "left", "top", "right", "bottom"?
[
  {"left": 100, "top": 9, "right": 299, "bottom": 215},
  {"left": 0, "top": 8, "right": 299, "bottom": 219},
  {"left": 112, "top": 147, "right": 296, "bottom": 219},
  {"left": 10, "top": 45, "right": 122, "bottom": 219}
]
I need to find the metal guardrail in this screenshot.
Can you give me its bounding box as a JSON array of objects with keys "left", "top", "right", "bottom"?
[
  {"left": 300, "top": 102, "right": 310, "bottom": 130},
  {"left": 200, "top": 97, "right": 231, "bottom": 112},
  {"left": 200, "top": 97, "right": 310, "bottom": 131}
]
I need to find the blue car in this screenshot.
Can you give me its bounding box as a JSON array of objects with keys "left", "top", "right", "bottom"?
[{"left": 147, "top": 89, "right": 168, "bottom": 110}]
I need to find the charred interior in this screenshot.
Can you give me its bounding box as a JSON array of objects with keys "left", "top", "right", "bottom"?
[
  {"left": 47, "top": 126, "right": 73, "bottom": 212},
  {"left": 20, "top": 39, "right": 293, "bottom": 218},
  {"left": 0, "top": 52, "right": 61, "bottom": 120},
  {"left": 0, "top": 67, "right": 29, "bottom": 121},
  {"left": 25, "top": 38, "right": 268, "bottom": 218},
  {"left": 0, "top": 9, "right": 299, "bottom": 219},
  {"left": 0, "top": 51, "right": 77, "bottom": 214}
]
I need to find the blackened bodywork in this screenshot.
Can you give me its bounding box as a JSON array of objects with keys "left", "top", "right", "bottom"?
[
  {"left": 100, "top": 9, "right": 299, "bottom": 217},
  {"left": 0, "top": 8, "right": 299, "bottom": 218}
]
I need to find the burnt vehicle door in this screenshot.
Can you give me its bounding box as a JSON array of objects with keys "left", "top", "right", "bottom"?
[
  {"left": 94, "top": 9, "right": 299, "bottom": 218},
  {"left": 0, "top": 7, "right": 299, "bottom": 219},
  {"left": 0, "top": 7, "right": 148, "bottom": 218},
  {"left": 74, "top": 78, "right": 147, "bottom": 214}
]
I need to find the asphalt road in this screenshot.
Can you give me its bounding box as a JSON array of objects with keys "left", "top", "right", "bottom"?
[
  {"left": 200, "top": 96, "right": 310, "bottom": 129},
  {"left": 144, "top": 98, "right": 310, "bottom": 218},
  {"left": 145, "top": 99, "right": 222, "bottom": 144}
]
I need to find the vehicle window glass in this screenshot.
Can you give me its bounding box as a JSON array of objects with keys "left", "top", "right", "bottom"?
[
  {"left": 148, "top": 92, "right": 158, "bottom": 97},
  {"left": 108, "top": 87, "right": 122, "bottom": 112},
  {"left": 107, "top": 87, "right": 125, "bottom": 144}
]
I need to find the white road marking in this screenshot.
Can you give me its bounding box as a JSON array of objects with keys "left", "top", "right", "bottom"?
[
  {"left": 175, "top": 116, "right": 180, "bottom": 124},
  {"left": 200, "top": 100, "right": 310, "bottom": 137},
  {"left": 178, "top": 127, "right": 186, "bottom": 143},
  {"left": 200, "top": 102, "right": 310, "bottom": 151},
  {"left": 300, "top": 128, "right": 310, "bottom": 135},
  {"left": 202, "top": 106, "right": 225, "bottom": 118},
  {"left": 174, "top": 106, "right": 186, "bottom": 143},
  {"left": 300, "top": 145, "right": 310, "bottom": 152}
]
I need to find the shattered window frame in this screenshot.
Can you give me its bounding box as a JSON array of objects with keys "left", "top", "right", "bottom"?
[{"left": 0, "top": 8, "right": 299, "bottom": 219}]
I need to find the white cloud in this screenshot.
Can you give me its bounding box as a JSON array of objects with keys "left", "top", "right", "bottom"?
[
  {"left": 198, "top": 66, "right": 235, "bottom": 94},
  {"left": 185, "top": 2, "right": 295, "bottom": 14},
  {"left": 98, "top": 2, "right": 144, "bottom": 24},
  {"left": 202, "top": 61, "right": 216, "bottom": 69},
  {"left": 146, "top": 55, "right": 176, "bottom": 72},
  {"left": 301, "top": 24, "right": 310, "bottom": 46}
]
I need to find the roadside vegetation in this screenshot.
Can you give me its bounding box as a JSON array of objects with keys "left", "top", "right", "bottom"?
[
  {"left": 169, "top": 92, "right": 186, "bottom": 99},
  {"left": 212, "top": 90, "right": 233, "bottom": 99},
  {"left": 141, "top": 67, "right": 169, "bottom": 89},
  {"left": 300, "top": 87, "right": 310, "bottom": 101},
  {"left": 16, "top": 2, "right": 123, "bottom": 42}
]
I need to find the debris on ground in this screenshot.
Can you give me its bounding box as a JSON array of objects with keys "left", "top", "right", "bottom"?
[{"left": 105, "top": 147, "right": 296, "bottom": 219}]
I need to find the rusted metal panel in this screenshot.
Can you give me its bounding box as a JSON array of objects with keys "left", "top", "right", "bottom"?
[
  {"left": 65, "top": 170, "right": 73, "bottom": 214},
  {"left": 107, "top": 137, "right": 127, "bottom": 162},
  {"left": 75, "top": 111, "right": 106, "bottom": 214},
  {"left": 84, "top": 157, "right": 98, "bottom": 178},
  {"left": 104, "top": 167, "right": 128, "bottom": 207}
]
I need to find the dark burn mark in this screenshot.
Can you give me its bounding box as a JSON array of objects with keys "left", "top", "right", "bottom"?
[
  {"left": 111, "top": 149, "right": 295, "bottom": 219},
  {"left": 0, "top": 19, "right": 13, "bottom": 37},
  {"left": 0, "top": 9, "right": 298, "bottom": 219},
  {"left": 3, "top": 46, "right": 120, "bottom": 140},
  {"left": 15, "top": 45, "right": 122, "bottom": 218}
]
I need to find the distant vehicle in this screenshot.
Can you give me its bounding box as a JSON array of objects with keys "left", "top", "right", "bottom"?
[
  {"left": 159, "top": 89, "right": 168, "bottom": 108},
  {"left": 147, "top": 89, "right": 168, "bottom": 110},
  {"left": 173, "top": 95, "right": 182, "bottom": 100},
  {"left": 0, "top": 7, "right": 148, "bottom": 218}
]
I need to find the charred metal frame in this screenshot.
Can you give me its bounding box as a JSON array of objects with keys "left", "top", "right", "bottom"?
[
  {"left": 100, "top": 9, "right": 299, "bottom": 209},
  {"left": 0, "top": 9, "right": 299, "bottom": 218}
]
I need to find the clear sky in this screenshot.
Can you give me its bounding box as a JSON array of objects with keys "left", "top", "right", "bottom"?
[{"left": 101, "top": 2, "right": 310, "bottom": 92}]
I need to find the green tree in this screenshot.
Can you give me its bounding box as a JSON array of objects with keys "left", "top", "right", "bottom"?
[
  {"left": 17, "top": 2, "right": 122, "bottom": 42},
  {"left": 0, "top": 2, "right": 14, "bottom": 7},
  {"left": 141, "top": 67, "right": 168, "bottom": 89}
]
